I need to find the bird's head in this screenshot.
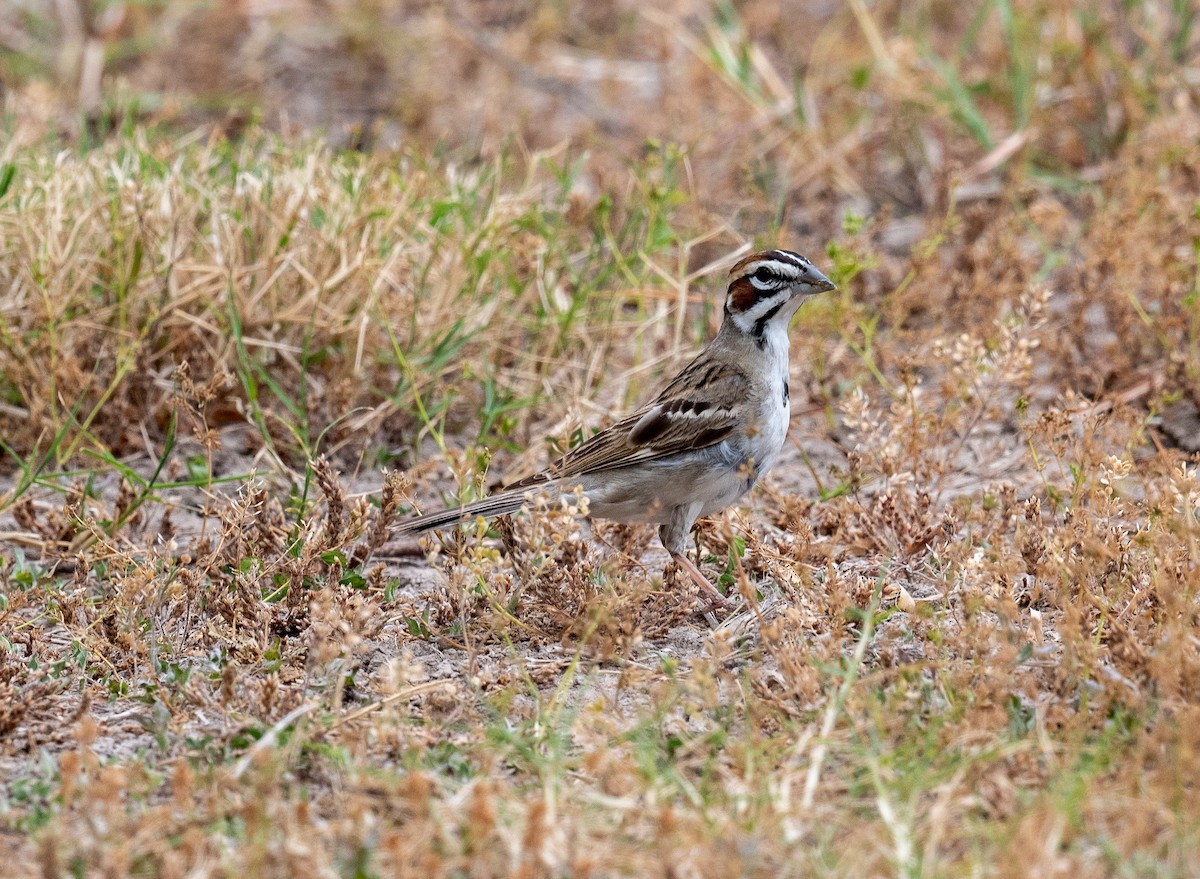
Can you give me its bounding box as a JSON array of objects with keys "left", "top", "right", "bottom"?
[{"left": 723, "top": 249, "right": 835, "bottom": 340}]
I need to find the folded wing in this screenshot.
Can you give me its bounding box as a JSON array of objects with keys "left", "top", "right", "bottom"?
[{"left": 507, "top": 359, "right": 749, "bottom": 489}]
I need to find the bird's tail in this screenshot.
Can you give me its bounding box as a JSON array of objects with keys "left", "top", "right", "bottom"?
[{"left": 394, "top": 487, "right": 541, "bottom": 536}]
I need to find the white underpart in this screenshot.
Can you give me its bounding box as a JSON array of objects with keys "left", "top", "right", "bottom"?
[{"left": 746, "top": 298, "right": 798, "bottom": 479}]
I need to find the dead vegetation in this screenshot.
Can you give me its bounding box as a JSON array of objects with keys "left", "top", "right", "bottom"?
[{"left": 1, "top": 0, "right": 1199, "bottom": 876}]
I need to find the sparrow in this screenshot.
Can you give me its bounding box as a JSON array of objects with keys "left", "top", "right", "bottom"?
[{"left": 395, "top": 249, "right": 835, "bottom": 606}]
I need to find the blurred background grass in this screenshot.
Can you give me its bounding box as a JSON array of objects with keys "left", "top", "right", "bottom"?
[{"left": 4, "top": 0, "right": 1194, "bottom": 198}]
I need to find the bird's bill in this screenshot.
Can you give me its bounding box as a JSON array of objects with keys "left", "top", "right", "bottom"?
[{"left": 795, "top": 267, "right": 836, "bottom": 295}]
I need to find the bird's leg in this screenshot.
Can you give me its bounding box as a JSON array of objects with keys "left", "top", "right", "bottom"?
[
  {"left": 660, "top": 515, "right": 734, "bottom": 612},
  {"left": 670, "top": 550, "right": 734, "bottom": 611}
]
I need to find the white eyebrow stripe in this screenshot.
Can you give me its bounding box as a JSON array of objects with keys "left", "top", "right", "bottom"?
[
  {"left": 742, "top": 257, "right": 802, "bottom": 281},
  {"left": 770, "top": 249, "right": 808, "bottom": 266}
]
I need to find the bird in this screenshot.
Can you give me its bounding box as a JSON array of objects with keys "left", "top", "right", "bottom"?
[{"left": 395, "top": 248, "right": 835, "bottom": 607}]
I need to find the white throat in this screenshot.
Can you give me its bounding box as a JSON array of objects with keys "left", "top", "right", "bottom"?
[{"left": 729, "top": 290, "right": 803, "bottom": 347}]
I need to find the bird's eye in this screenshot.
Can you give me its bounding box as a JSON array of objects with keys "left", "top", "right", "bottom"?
[{"left": 753, "top": 267, "right": 774, "bottom": 282}]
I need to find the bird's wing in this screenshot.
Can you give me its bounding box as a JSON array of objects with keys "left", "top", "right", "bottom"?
[{"left": 506, "top": 356, "right": 749, "bottom": 490}]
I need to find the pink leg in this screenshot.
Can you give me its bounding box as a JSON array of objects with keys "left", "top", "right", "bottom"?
[{"left": 670, "top": 551, "right": 734, "bottom": 611}]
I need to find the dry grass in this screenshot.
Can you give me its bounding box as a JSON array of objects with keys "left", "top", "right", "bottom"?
[{"left": 1, "top": 1, "right": 1199, "bottom": 876}]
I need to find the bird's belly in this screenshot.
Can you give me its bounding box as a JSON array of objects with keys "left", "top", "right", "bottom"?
[{"left": 576, "top": 439, "right": 774, "bottom": 525}]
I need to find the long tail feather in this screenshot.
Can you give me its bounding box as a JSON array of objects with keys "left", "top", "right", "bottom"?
[{"left": 394, "top": 488, "right": 536, "bottom": 535}]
